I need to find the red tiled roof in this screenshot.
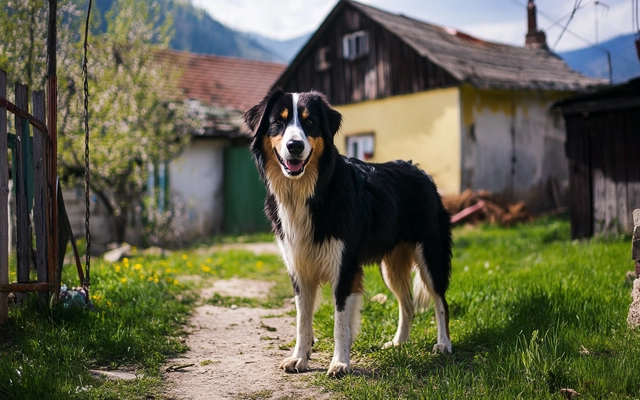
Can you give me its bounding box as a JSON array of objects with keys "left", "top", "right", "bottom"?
[{"left": 157, "top": 49, "right": 286, "bottom": 113}]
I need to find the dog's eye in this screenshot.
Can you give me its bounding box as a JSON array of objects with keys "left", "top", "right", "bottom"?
[{"left": 306, "top": 119, "right": 314, "bottom": 126}]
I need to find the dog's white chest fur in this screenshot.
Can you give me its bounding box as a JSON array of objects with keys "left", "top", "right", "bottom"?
[{"left": 275, "top": 199, "right": 343, "bottom": 286}]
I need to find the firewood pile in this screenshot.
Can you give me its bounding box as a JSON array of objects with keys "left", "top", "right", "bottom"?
[{"left": 442, "top": 189, "right": 533, "bottom": 226}]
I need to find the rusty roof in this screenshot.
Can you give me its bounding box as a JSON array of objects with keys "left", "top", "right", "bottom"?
[
  {"left": 349, "top": 1, "right": 606, "bottom": 91},
  {"left": 289, "top": 0, "right": 605, "bottom": 92},
  {"left": 157, "top": 49, "right": 286, "bottom": 112}
]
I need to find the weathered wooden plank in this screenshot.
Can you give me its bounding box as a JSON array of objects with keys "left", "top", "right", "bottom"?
[
  {"left": 14, "top": 83, "right": 30, "bottom": 300},
  {"left": 625, "top": 110, "right": 640, "bottom": 215},
  {"left": 0, "top": 282, "right": 50, "bottom": 292},
  {"left": 602, "top": 113, "right": 619, "bottom": 234},
  {"left": 590, "top": 114, "right": 606, "bottom": 235},
  {"left": 0, "top": 70, "right": 8, "bottom": 324},
  {"left": 32, "top": 90, "right": 48, "bottom": 309},
  {"left": 613, "top": 110, "right": 629, "bottom": 232},
  {"left": 565, "top": 115, "right": 592, "bottom": 239}
]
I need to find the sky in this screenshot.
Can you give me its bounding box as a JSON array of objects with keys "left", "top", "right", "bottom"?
[{"left": 191, "top": 0, "right": 635, "bottom": 52}]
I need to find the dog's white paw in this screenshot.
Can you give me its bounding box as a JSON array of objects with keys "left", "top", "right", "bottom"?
[
  {"left": 382, "top": 340, "right": 401, "bottom": 349},
  {"left": 432, "top": 342, "right": 452, "bottom": 354},
  {"left": 280, "top": 356, "right": 309, "bottom": 373},
  {"left": 327, "top": 361, "right": 351, "bottom": 377}
]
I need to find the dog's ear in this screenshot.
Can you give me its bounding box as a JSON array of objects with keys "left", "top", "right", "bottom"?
[
  {"left": 316, "top": 93, "right": 342, "bottom": 138},
  {"left": 244, "top": 88, "right": 285, "bottom": 135},
  {"left": 324, "top": 105, "right": 342, "bottom": 138}
]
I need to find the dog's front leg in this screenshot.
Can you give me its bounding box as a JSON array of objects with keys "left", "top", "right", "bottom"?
[
  {"left": 328, "top": 293, "right": 362, "bottom": 377},
  {"left": 280, "top": 282, "right": 317, "bottom": 373}
]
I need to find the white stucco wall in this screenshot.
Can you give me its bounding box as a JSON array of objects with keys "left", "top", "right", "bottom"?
[
  {"left": 169, "top": 137, "right": 226, "bottom": 239},
  {"left": 460, "top": 85, "right": 570, "bottom": 212}
]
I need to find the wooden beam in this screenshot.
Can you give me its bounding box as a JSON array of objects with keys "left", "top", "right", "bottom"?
[
  {"left": 0, "top": 70, "right": 8, "bottom": 324},
  {"left": 0, "top": 283, "right": 50, "bottom": 292},
  {"left": 33, "top": 90, "right": 48, "bottom": 310},
  {"left": 14, "top": 83, "right": 29, "bottom": 304}
]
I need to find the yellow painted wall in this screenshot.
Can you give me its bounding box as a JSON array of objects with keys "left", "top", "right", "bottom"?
[{"left": 334, "top": 88, "right": 461, "bottom": 196}]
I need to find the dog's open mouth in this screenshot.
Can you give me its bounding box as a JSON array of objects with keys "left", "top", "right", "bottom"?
[{"left": 274, "top": 149, "right": 312, "bottom": 176}]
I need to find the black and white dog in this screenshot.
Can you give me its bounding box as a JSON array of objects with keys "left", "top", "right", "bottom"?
[{"left": 244, "top": 89, "right": 452, "bottom": 377}]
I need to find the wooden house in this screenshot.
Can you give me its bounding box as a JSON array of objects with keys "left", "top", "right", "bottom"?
[
  {"left": 556, "top": 78, "right": 640, "bottom": 238},
  {"left": 274, "top": 0, "right": 605, "bottom": 212}
]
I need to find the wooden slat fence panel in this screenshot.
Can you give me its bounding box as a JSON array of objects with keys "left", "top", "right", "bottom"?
[{"left": 0, "top": 70, "right": 8, "bottom": 323}]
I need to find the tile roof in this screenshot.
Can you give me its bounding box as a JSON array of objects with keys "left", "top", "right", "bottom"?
[
  {"left": 344, "top": 0, "right": 606, "bottom": 91},
  {"left": 156, "top": 50, "right": 286, "bottom": 137},
  {"left": 157, "top": 49, "right": 286, "bottom": 112}
]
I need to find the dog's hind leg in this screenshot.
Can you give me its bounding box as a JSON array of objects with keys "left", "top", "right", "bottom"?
[
  {"left": 381, "top": 243, "right": 415, "bottom": 348},
  {"left": 414, "top": 243, "right": 452, "bottom": 354},
  {"left": 280, "top": 280, "right": 318, "bottom": 373}
]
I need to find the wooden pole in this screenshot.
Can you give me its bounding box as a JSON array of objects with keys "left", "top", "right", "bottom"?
[
  {"left": 33, "top": 90, "right": 48, "bottom": 310},
  {"left": 47, "top": 0, "right": 58, "bottom": 300},
  {"left": 0, "top": 70, "right": 8, "bottom": 324},
  {"left": 14, "top": 84, "right": 29, "bottom": 304}
]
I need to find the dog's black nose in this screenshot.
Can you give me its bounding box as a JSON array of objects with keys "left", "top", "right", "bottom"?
[{"left": 286, "top": 140, "right": 305, "bottom": 156}]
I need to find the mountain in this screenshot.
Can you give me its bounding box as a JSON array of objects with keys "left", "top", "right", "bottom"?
[
  {"left": 167, "top": 1, "right": 284, "bottom": 62},
  {"left": 559, "top": 34, "right": 640, "bottom": 84},
  {"left": 93, "top": 0, "right": 285, "bottom": 62},
  {"left": 244, "top": 33, "right": 312, "bottom": 63}
]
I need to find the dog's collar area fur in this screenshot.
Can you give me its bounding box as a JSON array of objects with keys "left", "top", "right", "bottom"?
[{"left": 274, "top": 147, "right": 313, "bottom": 177}]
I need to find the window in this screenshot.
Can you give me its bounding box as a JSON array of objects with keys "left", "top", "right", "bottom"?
[
  {"left": 316, "top": 46, "right": 331, "bottom": 71},
  {"left": 342, "top": 31, "right": 369, "bottom": 61},
  {"left": 346, "top": 134, "right": 374, "bottom": 161}
]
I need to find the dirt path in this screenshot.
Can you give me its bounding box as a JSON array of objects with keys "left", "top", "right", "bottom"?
[{"left": 163, "top": 244, "right": 334, "bottom": 400}]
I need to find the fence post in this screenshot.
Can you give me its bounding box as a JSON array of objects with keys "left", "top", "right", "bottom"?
[
  {"left": 14, "top": 84, "right": 30, "bottom": 304},
  {"left": 0, "top": 70, "right": 8, "bottom": 324},
  {"left": 628, "top": 209, "right": 640, "bottom": 326},
  {"left": 33, "top": 90, "right": 48, "bottom": 310}
]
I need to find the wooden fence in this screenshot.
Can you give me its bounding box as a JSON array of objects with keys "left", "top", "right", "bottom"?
[{"left": 0, "top": 69, "right": 59, "bottom": 323}]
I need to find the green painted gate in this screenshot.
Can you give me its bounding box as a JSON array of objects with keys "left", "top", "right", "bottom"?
[{"left": 223, "top": 145, "right": 271, "bottom": 234}]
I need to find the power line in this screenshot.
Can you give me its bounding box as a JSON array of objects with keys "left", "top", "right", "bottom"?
[{"left": 552, "top": 0, "right": 583, "bottom": 51}]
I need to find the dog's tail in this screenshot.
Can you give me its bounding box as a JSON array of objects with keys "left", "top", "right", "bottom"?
[{"left": 412, "top": 271, "right": 433, "bottom": 313}]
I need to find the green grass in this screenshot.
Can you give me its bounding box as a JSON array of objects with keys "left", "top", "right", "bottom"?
[
  {"left": 310, "top": 217, "right": 640, "bottom": 399},
  {"left": 1, "top": 219, "right": 638, "bottom": 399},
  {"left": 0, "top": 237, "right": 290, "bottom": 400}
]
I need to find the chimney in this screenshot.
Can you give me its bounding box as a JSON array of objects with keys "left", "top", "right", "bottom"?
[{"left": 525, "top": 0, "right": 548, "bottom": 50}]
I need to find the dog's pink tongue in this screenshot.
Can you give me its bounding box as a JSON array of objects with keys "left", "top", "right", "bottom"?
[{"left": 286, "top": 159, "right": 303, "bottom": 172}]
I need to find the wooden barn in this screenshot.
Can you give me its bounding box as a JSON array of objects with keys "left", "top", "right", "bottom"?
[
  {"left": 556, "top": 78, "right": 640, "bottom": 239},
  {"left": 274, "top": 0, "right": 605, "bottom": 212}
]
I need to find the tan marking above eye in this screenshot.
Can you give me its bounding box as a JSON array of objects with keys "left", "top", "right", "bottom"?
[
  {"left": 279, "top": 108, "right": 289, "bottom": 120},
  {"left": 301, "top": 109, "right": 310, "bottom": 120}
]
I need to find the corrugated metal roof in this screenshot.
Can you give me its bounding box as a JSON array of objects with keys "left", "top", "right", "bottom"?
[{"left": 347, "top": 0, "right": 606, "bottom": 91}]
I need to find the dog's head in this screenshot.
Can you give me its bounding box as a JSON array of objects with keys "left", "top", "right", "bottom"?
[{"left": 245, "top": 89, "right": 342, "bottom": 182}]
